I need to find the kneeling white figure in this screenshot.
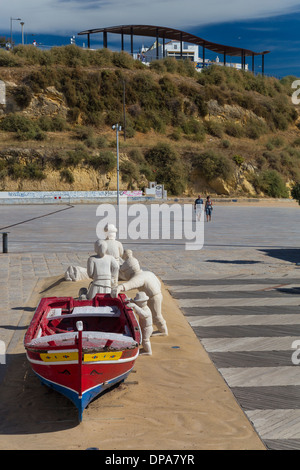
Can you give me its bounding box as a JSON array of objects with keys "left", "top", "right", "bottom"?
[{"left": 128, "top": 292, "right": 153, "bottom": 355}]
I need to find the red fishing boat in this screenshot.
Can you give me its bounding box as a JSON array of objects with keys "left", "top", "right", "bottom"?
[{"left": 24, "top": 293, "right": 141, "bottom": 422}]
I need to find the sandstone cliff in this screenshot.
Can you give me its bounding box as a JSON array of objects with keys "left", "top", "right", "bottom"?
[{"left": 0, "top": 47, "right": 299, "bottom": 197}]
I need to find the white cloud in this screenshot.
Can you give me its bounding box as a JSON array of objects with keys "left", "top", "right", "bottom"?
[{"left": 2, "top": 0, "right": 300, "bottom": 35}]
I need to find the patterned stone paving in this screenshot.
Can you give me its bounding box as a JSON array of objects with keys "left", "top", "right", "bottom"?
[{"left": 1, "top": 202, "right": 300, "bottom": 449}]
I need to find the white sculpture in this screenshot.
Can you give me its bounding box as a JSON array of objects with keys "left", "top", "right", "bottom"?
[
  {"left": 104, "top": 223, "right": 124, "bottom": 266},
  {"left": 85, "top": 240, "right": 119, "bottom": 299},
  {"left": 128, "top": 292, "right": 153, "bottom": 355},
  {"left": 64, "top": 265, "right": 89, "bottom": 282},
  {"left": 113, "top": 250, "right": 168, "bottom": 336},
  {"left": 119, "top": 248, "right": 133, "bottom": 280}
]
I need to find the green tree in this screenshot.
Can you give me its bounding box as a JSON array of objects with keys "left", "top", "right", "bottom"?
[
  {"left": 194, "top": 151, "right": 233, "bottom": 181},
  {"left": 291, "top": 182, "right": 300, "bottom": 205},
  {"left": 0, "top": 36, "right": 8, "bottom": 48},
  {"left": 253, "top": 170, "right": 289, "bottom": 198},
  {"left": 145, "top": 143, "right": 187, "bottom": 195}
]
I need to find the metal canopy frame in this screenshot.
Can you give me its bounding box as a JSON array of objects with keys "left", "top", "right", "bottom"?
[{"left": 78, "top": 24, "right": 270, "bottom": 73}]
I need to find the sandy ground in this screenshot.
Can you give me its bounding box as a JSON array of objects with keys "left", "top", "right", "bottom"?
[
  {"left": 0, "top": 274, "right": 265, "bottom": 451},
  {"left": 169, "top": 197, "right": 300, "bottom": 208}
]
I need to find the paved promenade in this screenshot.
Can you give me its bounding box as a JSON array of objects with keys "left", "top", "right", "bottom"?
[{"left": 0, "top": 202, "right": 300, "bottom": 449}]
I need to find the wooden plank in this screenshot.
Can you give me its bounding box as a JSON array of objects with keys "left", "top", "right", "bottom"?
[
  {"left": 181, "top": 305, "right": 300, "bottom": 316},
  {"left": 178, "top": 297, "right": 300, "bottom": 308},
  {"left": 246, "top": 410, "right": 300, "bottom": 440},
  {"left": 171, "top": 290, "right": 297, "bottom": 299},
  {"left": 202, "top": 336, "right": 298, "bottom": 352},
  {"left": 193, "top": 324, "right": 300, "bottom": 338},
  {"left": 164, "top": 278, "right": 300, "bottom": 286},
  {"left": 187, "top": 313, "right": 300, "bottom": 327},
  {"left": 264, "top": 439, "right": 300, "bottom": 450},
  {"left": 219, "top": 366, "right": 300, "bottom": 388},
  {"left": 231, "top": 385, "right": 300, "bottom": 410},
  {"left": 209, "top": 350, "right": 293, "bottom": 368}
]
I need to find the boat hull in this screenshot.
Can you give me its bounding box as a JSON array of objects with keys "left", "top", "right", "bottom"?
[
  {"left": 34, "top": 367, "right": 133, "bottom": 422},
  {"left": 26, "top": 348, "right": 139, "bottom": 421},
  {"left": 24, "top": 294, "right": 141, "bottom": 421}
]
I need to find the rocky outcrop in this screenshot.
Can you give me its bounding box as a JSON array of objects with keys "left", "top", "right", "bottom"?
[
  {"left": 24, "top": 86, "right": 68, "bottom": 119},
  {"left": 234, "top": 162, "right": 257, "bottom": 196},
  {"left": 207, "top": 99, "right": 265, "bottom": 124},
  {"left": 209, "top": 177, "right": 231, "bottom": 195},
  {"left": 3, "top": 81, "right": 68, "bottom": 118}
]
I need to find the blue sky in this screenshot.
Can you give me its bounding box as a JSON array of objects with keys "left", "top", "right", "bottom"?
[
  {"left": 2, "top": 1, "right": 300, "bottom": 77},
  {"left": 190, "top": 13, "right": 300, "bottom": 78}
]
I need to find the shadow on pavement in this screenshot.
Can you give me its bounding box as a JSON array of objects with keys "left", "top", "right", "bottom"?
[
  {"left": 39, "top": 277, "right": 66, "bottom": 294},
  {"left": 260, "top": 248, "right": 300, "bottom": 264},
  {"left": 206, "top": 260, "right": 262, "bottom": 264},
  {"left": 276, "top": 287, "right": 300, "bottom": 295}
]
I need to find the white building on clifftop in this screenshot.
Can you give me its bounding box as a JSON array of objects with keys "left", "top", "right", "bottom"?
[{"left": 135, "top": 41, "right": 247, "bottom": 70}]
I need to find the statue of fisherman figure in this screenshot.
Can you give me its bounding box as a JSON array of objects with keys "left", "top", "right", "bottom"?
[
  {"left": 85, "top": 239, "right": 119, "bottom": 299},
  {"left": 104, "top": 223, "right": 124, "bottom": 268},
  {"left": 113, "top": 249, "right": 168, "bottom": 336}
]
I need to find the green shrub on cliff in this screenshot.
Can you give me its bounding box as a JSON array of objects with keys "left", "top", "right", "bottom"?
[
  {"left": 0, "top": 113, "right": 46, "bottom": 140},
  {"left": 0, "top": 49, "right": 22, "bottom": 66},
  {"left": 291, "top": 182, "right": 300, "bottom": 204},
  {"left": 86, "top": 151, "right": 116, "bottom": 173},
  {"left": 12, "top": 85, "right": 32, "bottom": 108},
  {"left": 60, "top": 168, "right": 74, "bottom": 184},
  {"left": 193, "top": 150, "right": 233, "bottom": 182},
  {"left": 145, "top": 142, "right": 187, "bottom": 195},
  {"left": 251, "top": 170, "right": 289, "bottom": 198},
  {"left": 5, "top": 160, "right": 46, "bottom": 181}
]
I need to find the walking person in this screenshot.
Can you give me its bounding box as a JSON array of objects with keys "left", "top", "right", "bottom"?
[
  {"left": 194, "top": 194, "right": 204, "bottom": 221},
  {"left": 205, "top": 195, "right": 213, "bottom": 222}
]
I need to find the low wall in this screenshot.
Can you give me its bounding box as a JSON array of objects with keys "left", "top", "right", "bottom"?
[{"left": 0, "top": 191, "right": 156, "bottom": 204}]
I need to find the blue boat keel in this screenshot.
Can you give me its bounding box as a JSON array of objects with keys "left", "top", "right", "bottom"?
[{"left": 36, "top": 370, "right": 131, "bottom": 422}]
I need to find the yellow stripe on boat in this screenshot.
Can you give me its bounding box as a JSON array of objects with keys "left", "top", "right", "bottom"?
[
  {"left": 84, "top": 351, "right": 123, "bottom": 362},
  {"left": 40, "top": 352, "right": 78, "bottom": 362}
]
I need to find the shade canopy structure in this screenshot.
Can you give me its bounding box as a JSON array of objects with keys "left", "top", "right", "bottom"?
[{"left": 78, "top": 24, "right": 270, "bottom": 73}]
